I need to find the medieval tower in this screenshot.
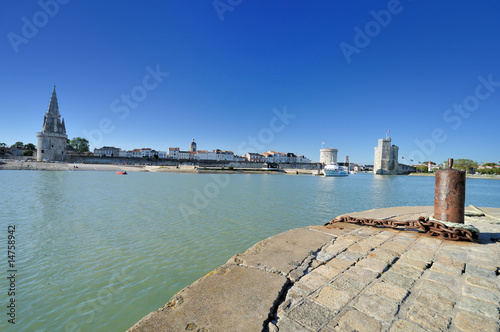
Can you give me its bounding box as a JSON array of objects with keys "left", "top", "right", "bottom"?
[
  {"left": 320, "top": 148, "right": 338, "bottom": 164},
  {"left": 373, "top": 137, "right": 399, "bottom": 174},
  {"left": 37, "top": 86, "right": 68, "bottom": 162}
]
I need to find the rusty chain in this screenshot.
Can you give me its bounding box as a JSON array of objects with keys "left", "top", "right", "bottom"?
[{"left": 329, "top": 216, "right": 478, "bottom": 242}]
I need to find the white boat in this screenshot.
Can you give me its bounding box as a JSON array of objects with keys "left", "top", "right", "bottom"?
[{"left": 322, "top": 163, "right": 349, "bottom": 177}]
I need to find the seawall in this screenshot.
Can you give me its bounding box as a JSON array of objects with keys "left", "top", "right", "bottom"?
[{"left": 128, "top": 206, "right": 500, "bottom": 332}]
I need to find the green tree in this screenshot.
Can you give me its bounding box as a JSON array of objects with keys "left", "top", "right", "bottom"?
[
  {"left": 23, "top": 150, "right": 34, "bottom": 156},
  {"left": 10, "top": 141, "right": 24, "bottom": 149},
  {"left": 69, "top": 137, "right": 90, "bottom": 153},
  {"left": 416, "top": 165, "right": 428, "bottom": 173},
  {"left": 25, "top": 143, "right": 36, "bottom": 150},
  {"left": 0, "top": 143, "right": 6, "bottom": 148},
  {"left": 483, "top": 162, "right": 497, "bottom": 167},
  {"left": 452, "top": 159, "right": 478, "bottom": 174}
]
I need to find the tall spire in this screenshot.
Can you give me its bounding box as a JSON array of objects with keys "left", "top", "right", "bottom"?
[{"left": 46, "top": 85, "right": 60, "bottom": 116}]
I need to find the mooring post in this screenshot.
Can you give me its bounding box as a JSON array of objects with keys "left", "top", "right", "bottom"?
[{"left": 434, "top": 158, "right": 466, "bottom": 223}]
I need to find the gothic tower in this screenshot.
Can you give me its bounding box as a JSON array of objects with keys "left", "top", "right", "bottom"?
[{"left": 36, "top": 86, "right": 68, "bottom": 162}]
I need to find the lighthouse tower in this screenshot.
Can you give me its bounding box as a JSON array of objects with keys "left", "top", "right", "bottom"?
[{"left": 36, "top": 86, "right": 68, "bottom": 162}]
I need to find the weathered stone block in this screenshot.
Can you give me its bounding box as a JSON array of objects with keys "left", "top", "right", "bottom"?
[
  {"left": 417, "top": 279, "right": 456, "bottom": 301},
  {"left": 274, "top": 315, "right": 310, "bottom": 332},
  {"left": 327, "top": 258, "right": 354, "bottom": 270},
  {"left": 355, "top": 258, "right": 389, "bottom": 273},
  {"left": 337, "top": 250, "right": 363, "bottom": 262},
  {"left": 298, "top": 272, "right": 329, "bottom": 289},
  {"left": 330, "top": 274, "right": 368, "bottom": 293},
  {"left": 396, "top": 258, "right": 429, "bottom": 271},
  {"left": 344, "top": 266, "right": 380, "bottom": 283},
  {"left": 390, "top": 263, "right": 423, "bottom": 280},
  {"left": 389, "top": 319, "right": 428, "bottom": 332},
  {"left": 313, "top": 286, "right": 352, "bottom": 312},
  {"left": 366, "top": 281, "right": 408, "bottom": 302},
  {"left": 465, "top": 264, "right": 497, "bottom": 279},
  {"left": 406, "top": 303, "right": 450, "bottom": 331},
  {"left": 287, "top": 299, "right": 334, "bottom": 331},
  {"left": 414, "top": 290, "right": 454, "bottom": 312},
  {"left": 457, "top": 296, "right": 500, "bottom": 320},
  {"left": 368, "top": 248, "right": 399, "bottom": 264},
  {"left": 462, "top": 285, "right": 499, "bottom": 304},
  {"left": 425, "top": 271, "right": 459, "bottom": 288},
  {"left": 354, "top": 293, "right": 399, "bottom": 321},
  {"left": 313, "top": 264, "right": 341, "bottom": 279},
  {"left": 430, "top": 262, "right": 463, "bottom": 277},
  {"left": 334, "top": 309, "right": 382, "bottom": 332},
  {"left": 453, "top": 309, "right": 500, "bottom": 332},
  {"left": 465, "top": 275, "right": 498, "bottom": 291},
  {"left": 381, "top": 271, "right": 415, "bottom": 290}
]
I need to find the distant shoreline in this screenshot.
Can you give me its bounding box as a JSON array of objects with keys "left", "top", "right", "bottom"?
[
  {"left": 409, "top": 172, "right": 500, "bottom": 180},
  {"left": 0, "top": 160, "right": 313, "bottom": 175}
]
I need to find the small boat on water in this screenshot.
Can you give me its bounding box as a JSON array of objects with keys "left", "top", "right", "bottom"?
[
  {"left": 116, "top": 171, "right": 127, "bottom": 175},
  {"left": 322, "top": 163, "right": 348, "bottom": 177}
]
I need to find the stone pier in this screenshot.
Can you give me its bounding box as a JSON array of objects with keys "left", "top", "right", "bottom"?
[{"left": 128, "top": 206, "right": 500, "bottom": 332}]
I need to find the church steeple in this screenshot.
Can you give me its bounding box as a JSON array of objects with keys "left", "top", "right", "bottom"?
[
  {"left": 46, "top": 85, "right": 60, "bottom": 116},
  {"left": 41, "top": 85, "right": 65, "bottom": 134}
]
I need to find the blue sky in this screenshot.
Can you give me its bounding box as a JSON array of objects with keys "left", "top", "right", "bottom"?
[{"left": 1, "top": 1, "right": 499, "bottom": 164}]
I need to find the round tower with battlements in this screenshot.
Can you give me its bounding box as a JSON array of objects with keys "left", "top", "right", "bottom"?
[{"left": 320, "top": 148, "right": 338, "bottom": 164}]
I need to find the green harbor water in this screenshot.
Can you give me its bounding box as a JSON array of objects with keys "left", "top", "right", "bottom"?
[{"left": 1, "top": 170, "right": 499, "bottom": 331}]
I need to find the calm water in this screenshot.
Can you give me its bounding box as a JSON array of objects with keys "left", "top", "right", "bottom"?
[{"left": 1, "top": 171, "right": 499, "bottom": 331}]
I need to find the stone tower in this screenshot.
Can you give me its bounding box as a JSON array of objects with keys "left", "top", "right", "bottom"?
[
  {"left": 36, "top": 86, "right": 68, "bottom": 162},
  {"left": 320, "top": 148, "right": 338, "bottom": 164},
  {"left": 373, "top": 137, "right": 399, "bottom": 174},
  {"left": 189, "top": 138, "right": 197, "bottom": 152}
]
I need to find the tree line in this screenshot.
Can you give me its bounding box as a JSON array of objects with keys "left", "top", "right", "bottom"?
[
  {"left": 0, "top": 137, "right": 90, "bottom": 156},
  {"left": 414, "top": 159, "right": 499, "bottom": 175}
]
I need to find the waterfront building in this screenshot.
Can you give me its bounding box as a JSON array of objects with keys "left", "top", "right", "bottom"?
[
  {"left": 214, "top": 149, "right": 235, "bottom": 161},
  {"left": 245, "top": 152, "right": 264, "bottom": 162},
  {"left": 141, "top": 148, "right": 152, "bottom": 158},
  {"left": 94, "top": 146, "right": 121, "bottom": 157},
  {"left": 36, "top": 86, "right": 68, "bottom": 162},
  {"left": 296, "top": 155, "right": 312, "bottom": 163}
]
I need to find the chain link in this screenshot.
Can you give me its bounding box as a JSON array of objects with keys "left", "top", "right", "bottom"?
[{"left": 329, "top": 216, "right": 478, "bottom": 242}]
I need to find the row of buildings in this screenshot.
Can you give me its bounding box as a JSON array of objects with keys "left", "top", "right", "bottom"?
[
  {"left": 93, "top": 139, "right": 312, "bottom": 163},
  {"left": 34, "top": 87, "right": 312, "bottom": 164}
]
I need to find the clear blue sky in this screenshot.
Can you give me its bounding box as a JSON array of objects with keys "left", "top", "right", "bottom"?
[{"left": 1, "top": 1, "right": 499, "bottom": 164}]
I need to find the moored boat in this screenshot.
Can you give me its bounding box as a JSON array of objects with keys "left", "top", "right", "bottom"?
[
  {"left": 116, "top": 171, "right": 127, "bottom": 175},
  {"left": 322, "top": 163, "right": 348, "bottom": 177}
]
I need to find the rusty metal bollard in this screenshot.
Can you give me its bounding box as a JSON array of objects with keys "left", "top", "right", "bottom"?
[{"left": 434, "top": 158, "right": 466, "bottom": 223}]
